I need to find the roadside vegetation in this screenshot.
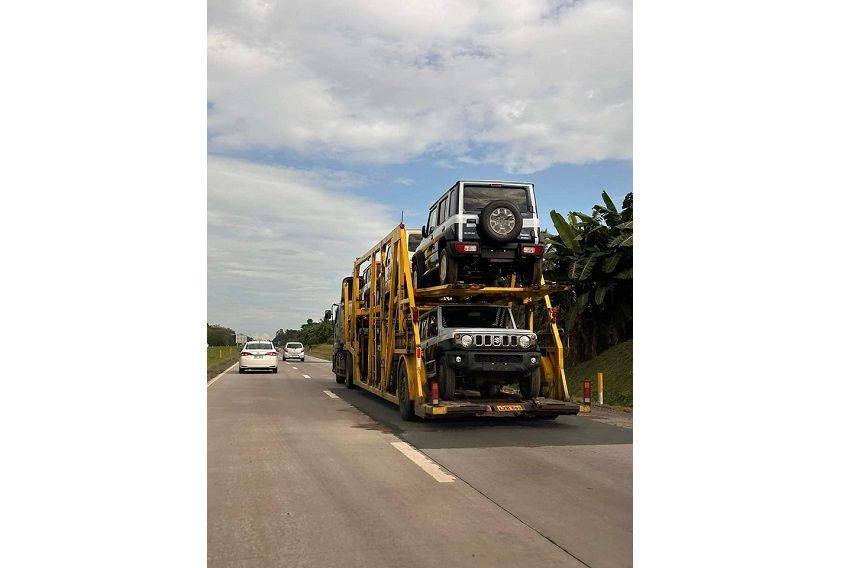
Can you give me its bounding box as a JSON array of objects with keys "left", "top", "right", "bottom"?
[
  {"left": 273, "top": 313, "right": 333, "bottom": 349},
  {"left": 565, "top": 340, "right": 632, "bottom": 408},
  {"left": 207, "top": 344, "right": 242, "bottom": 380},
  {"left": 305, "top": 344, "right": 333, "bottom": 360},
  {"left": 545, "top": 191, "right": 633, "bottom": 406}
]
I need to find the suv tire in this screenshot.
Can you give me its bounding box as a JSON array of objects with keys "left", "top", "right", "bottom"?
[
  {"left": 479, "top": 200, "right": 524, "bottom": 243},
  {"left": 521, "top": 367, "right": 541, "bottom": 400},
  {"left": 397, "top": 360, "right": 416, "bottom": 421},
  {"left": 439, "top": 248, "right": 458, "bottom": 285},
  {"left": 438, "top": 359, "right": 456, "bottom": 400}
]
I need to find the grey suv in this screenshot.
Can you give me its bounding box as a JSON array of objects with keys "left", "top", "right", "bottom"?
[
  {"left": 419, "top": 303, "right": 541, "bottom": 401},
  {"left": 411, "top": 180, "right": 543, "bottom": 288}
]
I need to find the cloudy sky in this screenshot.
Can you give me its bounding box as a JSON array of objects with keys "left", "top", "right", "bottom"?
[{"left": 208, "top": 0, "right": 632, "bottom": 338}]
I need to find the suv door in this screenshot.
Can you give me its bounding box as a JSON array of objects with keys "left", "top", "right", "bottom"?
[{"left": 424, "top": 197, "right": 447, "bottom": 274}]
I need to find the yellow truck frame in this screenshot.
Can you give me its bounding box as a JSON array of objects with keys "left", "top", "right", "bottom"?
[{"left": 335, "top": 224, "right": 580, "bottom": 419}]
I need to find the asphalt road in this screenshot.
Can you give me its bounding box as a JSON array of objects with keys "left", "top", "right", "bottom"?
[{"left": 208, "top": 355, "right": 632, "bottom": 567}]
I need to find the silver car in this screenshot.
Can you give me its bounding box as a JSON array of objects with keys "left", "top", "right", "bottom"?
[{"left": 284, "top": 342, "right": 305, "bottom": 361}]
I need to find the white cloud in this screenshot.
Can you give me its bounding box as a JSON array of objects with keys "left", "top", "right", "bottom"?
[
  {"left": 207, "top": 155, "right": 397, "bottom": 334},
  {"left": 208, "top": 0, "right": 632, "bottom": 173}
]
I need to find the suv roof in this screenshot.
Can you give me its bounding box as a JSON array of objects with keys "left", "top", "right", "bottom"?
[{"left": 429, "top": 180, "right": 534, "bottom": 208}]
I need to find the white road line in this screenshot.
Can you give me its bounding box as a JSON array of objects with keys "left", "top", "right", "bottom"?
[
  {"left": 207, "top": 362, "right": 238, "bottom": 388},
  {"left": 323, "top": 390, "right": 340, "bottom": 399},
  {"left": 391, "top": 441, "right": 455, "bottom": 483},
  {"left": 302, "top": 374, "right": 311, "bottom": 379}
]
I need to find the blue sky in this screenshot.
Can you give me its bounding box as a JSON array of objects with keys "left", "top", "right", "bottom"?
[{"left": 207, "top": 0, "right": 632, "bottom": 337}]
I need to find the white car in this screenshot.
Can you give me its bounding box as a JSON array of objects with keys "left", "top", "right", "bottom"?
[
  {"left": 238, "top": 341, "right": 279, "bottom": 373},
  {"left": 283, "top": 342, "right": 305, "bottom": 361}
]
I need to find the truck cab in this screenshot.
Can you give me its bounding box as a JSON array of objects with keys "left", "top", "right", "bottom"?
[{"left": 419, "top": 303, "right": 542, "bottom": 400}]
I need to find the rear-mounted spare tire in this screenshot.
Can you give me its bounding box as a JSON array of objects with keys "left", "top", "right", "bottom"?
[{"left": 479, "top": 200, "right": 523, "bottom": 243}]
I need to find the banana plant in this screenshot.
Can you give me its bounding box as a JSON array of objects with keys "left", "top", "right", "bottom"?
[{"left": 544, "top": 191, "right": 633, "bottom": 364}]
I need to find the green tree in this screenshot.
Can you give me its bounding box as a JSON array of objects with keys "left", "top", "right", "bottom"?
[{"left": 546, "top": 191, "right": 633, "bottom": 363}]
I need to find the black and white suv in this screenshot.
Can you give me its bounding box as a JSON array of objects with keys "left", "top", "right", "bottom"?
[
  {"left": 418, "top": 304, "right": 541, "bottom": 400},
  {"left": 411, "top": 180, "right": 543, "bottom": 288}
]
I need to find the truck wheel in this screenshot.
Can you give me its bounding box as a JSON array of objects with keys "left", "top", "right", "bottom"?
[
  {"left": 345, "top": 353, "right": 355, "bottom": 389},
  {"left": 438, "top": 360, "right": 456, "bottom": 400},
  {"left": 334, "top": 354, "right": 346, "bottom": 384},
  {"left": 439, "top": 248, "right": 458, "bottom": 285},
  {"left": 521, "top": 368, "right": 541, "bottom": 400},
  {"left": 397, "top": 360, "right": 416, "bottom": 421}
]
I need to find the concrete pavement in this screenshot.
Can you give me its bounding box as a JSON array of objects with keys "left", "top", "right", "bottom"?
[{"left": 208, "top": 354, "right": 632, "bottom": 567}]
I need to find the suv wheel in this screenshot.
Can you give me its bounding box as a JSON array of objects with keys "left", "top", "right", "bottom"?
[
  {"left": 439, "top": 248, "right": 458, "bottom": 285},
  {"left": 530, "top": 259, "right": 543, "bottom": 285},
  {"left": 521, "top": 368, "right": 542, "bottom": 400},
  {"left": 438, "top": 359, "right": 456, "bottom": 400},
  {"left": 479, "top": 200, "right": 523, "bottom": 243}
]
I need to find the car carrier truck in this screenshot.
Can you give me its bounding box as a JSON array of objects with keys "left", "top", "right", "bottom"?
[{"left": 331, "top": 224, "right": 580, "bottom": 421}]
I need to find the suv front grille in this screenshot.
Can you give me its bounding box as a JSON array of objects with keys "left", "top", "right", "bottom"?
[
  {"left": 472, "top": 334, "right": 520, "bottom": 347},
  {"left": 474, "top": 354, "right": 523, "bottom": 363}
]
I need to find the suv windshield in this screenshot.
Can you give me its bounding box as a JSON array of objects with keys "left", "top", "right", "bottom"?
[
  {"left": 246, "top": 342, "right": 273, "bottom": 350},
  {"left": 285, "top": 343, "right": 303, "bottom": 349},
  {"left": 463, "top": 186, "right": 530, "bottom": 213},
  {"left": 442, "top": 306, "right": 515, "bottom": 329}
]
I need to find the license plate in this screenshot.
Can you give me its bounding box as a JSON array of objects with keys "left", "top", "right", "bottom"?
[
  {"left": 253, "top": 354, "right": 263, "bottom": 359},
  {"left": 495, "top": 404, "right": 524, "bottom": 412}
]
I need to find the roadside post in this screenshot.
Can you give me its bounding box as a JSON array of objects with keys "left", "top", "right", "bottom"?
[
  {"left": 597, "top": 372, "right": 604, "bottom": 405},
  {"left": 581, "top": 380, "right": 591, "bottom": 413}
]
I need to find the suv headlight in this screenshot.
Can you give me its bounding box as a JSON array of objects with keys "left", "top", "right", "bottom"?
[
  {"left": 518, "top": 335, "right": 531, "bottom": 348},
  {"left": 460, "top": 334, "right": 473, "bottom": 348}
]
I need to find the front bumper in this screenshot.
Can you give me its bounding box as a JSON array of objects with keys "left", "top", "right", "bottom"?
[{"left": 444, "top": 349, "right": 541, "bottom": 376}]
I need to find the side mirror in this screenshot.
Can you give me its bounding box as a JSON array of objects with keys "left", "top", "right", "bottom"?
[
  {"left": 324, "top": 309, "right": 332, "bottom": 321},
  {"left": 421, "top": 225, "right": 427, "bottom": 238}
]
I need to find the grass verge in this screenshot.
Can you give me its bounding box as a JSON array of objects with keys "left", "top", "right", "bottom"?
[
  {"left": 306, "top": 343, "right": 333, "bottom": 361},
  {"left": 565, "top": 340, "right": 632, "bottom": 408},
  {"left": 207, "top": 345, "right": 242, "bottom": 380}
]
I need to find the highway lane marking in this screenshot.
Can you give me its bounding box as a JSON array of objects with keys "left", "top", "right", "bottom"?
[
  {"left": 206, "top": 362, "right": 238, "bottom": 388},
  {"left": 323, "top": 390, "right": 340, "bottom": 399},
  {"left": 391, "top": 441, "right": 455, "bottom": 483},
  {"left": 302, "top": 374, "right": 311, "bottom": 379}
]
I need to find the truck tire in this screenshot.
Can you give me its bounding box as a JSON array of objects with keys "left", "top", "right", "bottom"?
[
  {"left": 521, "top": 368, "right": 541, "bottom": 400},
  {"left": 438, "top": 248, "right": 458, "bottom": 285},
  {"left": 397, "top": 360, "right": 416, "bottom": 421},
  {"left": 479, "top": 200, "right": 523, "bottom": 243},
  {"left": 344, "top": 353, "right": 355, "bottom": 389},
  {"left": 334, "top": 353, "right": 346, "bottom": 384},
  {"left": 438, "top": 360, "right": 456, "bottom": 400}
]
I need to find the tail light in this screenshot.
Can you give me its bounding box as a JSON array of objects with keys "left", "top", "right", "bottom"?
[
  {"left": 583, "top": 380, "right": 591, "bottom": 404},
  {"left": 240, "top": 351, "right": 251, "bottom": 356},
  {"left": 454, "top": 242, "right": 479, "bottom": 254},
  {"left": 430, "top": 381, "right": 439, "bottom": 404},
  {"left": 520, "top": 244, "right": 544, "bottom": 255},
  {"left": 548, "top": 307, "right": 558, "bottom": 323},
  {"left": 266, "top": 352, "right": 278, "bottom": 356},
  {"left": 416, "top": 347, "right": 422, "bottom": 359},
  {"left": 411, "top": 306, "right": 419, "bottom": 324}
]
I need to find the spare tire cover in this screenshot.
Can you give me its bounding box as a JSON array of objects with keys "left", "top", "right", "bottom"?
[{"left": 479, "top": 200, "right": 523, "bottom": 243}]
